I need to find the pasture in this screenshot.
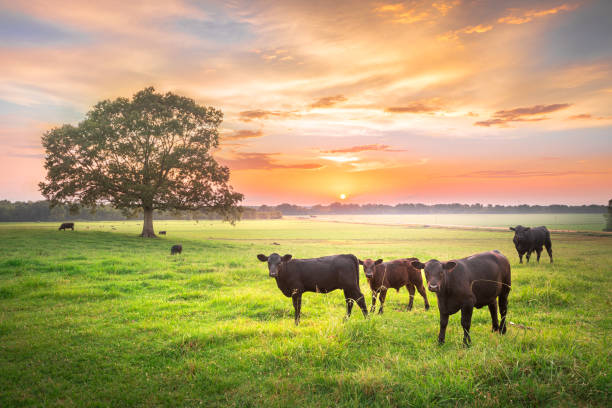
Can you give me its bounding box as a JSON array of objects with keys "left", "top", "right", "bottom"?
[{"left": 0, "top": 219, "right": 610, "bottom": 407}]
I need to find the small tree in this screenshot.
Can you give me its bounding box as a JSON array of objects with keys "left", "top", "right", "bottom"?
[
  {"left": 605, "top": 199, "right": 612, "bottom": 232},
  {"left": 40, "top": 87, "right": 243, "bottom": 237}
]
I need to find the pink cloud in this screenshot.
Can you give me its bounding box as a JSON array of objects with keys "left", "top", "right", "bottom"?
[
  {"left": 322, "top": 144, "right": 405, "bottom": 153},
  {"left": 475, "top": 103, "right": 571, "bottom": 127}
]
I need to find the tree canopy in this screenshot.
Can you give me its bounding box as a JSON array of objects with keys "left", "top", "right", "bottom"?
[{"left": 39, "top": 87, "right": 243, "bottom": 237}]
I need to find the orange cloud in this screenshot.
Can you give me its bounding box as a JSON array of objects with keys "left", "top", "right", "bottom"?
[
  {"left": 432, "top": 0, "right": 461, "bottom": 16},
  {"left": 375, "top": 3, "right": 429, "bottom": 24},
  {"left": 475, "top": 103, "right": 571, "bottom": 127},
  {"left": 439, "top": 24, "right": 493, "bottom": 41},
  {"left": 309, "top": 95, "right": 347, "bottom": 108},
  {"left": 375, "top": 4, "right": 405, "bottom": 13},
  {"left": 224, "top": 129, "right": 264, "bottom": 140},
  {"left": 447, "top": 169, "right": 609, "bottom": 179},
  {"left": 385, "top": 102, "right": 441, "bottom": 114},
  {"left": 568, "top": 113, "right": 592, "bottom": 120},
  {"left": 238, "top": 110, "right": 296, "bottom": 122},
  {"left": 498, "top": 4, "right": 579, "bottom": 25},
  {"left": 567, "top": 113, "right": 611, "bottom": 121},
  {"left": 322, "top": 144, "right": 405, "bottom": 153},
  {"left": 375, "top": 1, "right": 460, "bottom": 23},
  {"left": 220, "top": 152, "right": 322, "bottom": 170}
]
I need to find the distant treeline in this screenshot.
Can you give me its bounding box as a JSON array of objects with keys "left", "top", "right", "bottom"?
[
  {"left": 0, "top": 200, "right": 281, "bottom": 222},
  {"left": 0, "top": 200, "right": 605, "bottom": 222},
  {"left": 257, "top": 202, "right": 607, "bottom": 215}
]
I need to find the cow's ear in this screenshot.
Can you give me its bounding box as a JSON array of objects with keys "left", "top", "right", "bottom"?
[
  {"left": 375, "top": 259, "right": 383, "bottom": 265},
  {"left": 509, "top": 227, "right": 515, "bottom": 231},
  {"left": 257, "top": 254, "right": 268, "bottom": 262},
  {"left": 358, "top": 259, "right": 364, "bottom": 265},
  {"left": 411, "top": 260, "right": 425, "bottom": 269},
  {"left": 281, "top": 254, "right": 293, "bottom": 262},
  {"left": 443, "top": 261, "right": 457, "bottom": 271},
  {"left": 524, "top": 227, "right": 531, "bottom": 231}
]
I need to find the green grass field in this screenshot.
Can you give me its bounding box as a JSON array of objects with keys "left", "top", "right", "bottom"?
[{"left": 0, "top": 219, "right": 610, "bottom": 407}]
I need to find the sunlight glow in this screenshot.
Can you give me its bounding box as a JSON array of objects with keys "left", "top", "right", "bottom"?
[{"left": 320, "top": 155, "right": 359, "bottom": 163}]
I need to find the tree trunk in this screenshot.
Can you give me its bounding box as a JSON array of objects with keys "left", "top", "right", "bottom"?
[{"left": 141, "top": 207, "right": 157, "bottom": 238}]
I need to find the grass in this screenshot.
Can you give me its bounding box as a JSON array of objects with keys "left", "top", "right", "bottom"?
[{"left": 0, "top": 219, "right": 610, "bottom": 407}]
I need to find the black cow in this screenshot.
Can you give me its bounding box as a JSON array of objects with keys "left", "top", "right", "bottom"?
[
  {"left": 59, "top": 222, "right": 74, "bottom": 231},
  {"left": 510, "top": 225, "right": 553, "bottom": 263},
  {"left": 412, "top": 250, "right": 511, "bottom": 346},
  {"left": 170, "top": 244, "right": 182, "bottom": 255},
  {"left": 257, "top": 253, "right": 368, "bottom": 325},
  {"left": 159, "top": 231, "right": 167, "bottom": 235}
]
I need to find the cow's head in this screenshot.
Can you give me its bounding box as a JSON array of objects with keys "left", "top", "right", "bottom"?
[
  {"left": 257, "top": 253, "right": 292, "bottom": 277},
  {"left": 510, "top": 225, "right": 530, "bottom": 245},
  {"left": 411, "top": 259, "right": 456, "bottom": 292},
  {"left": 358, "top": 258, "right": 383, "bottom": 279}
]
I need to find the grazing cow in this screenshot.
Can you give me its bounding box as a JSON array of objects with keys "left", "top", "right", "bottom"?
[
  {"left": 170, "top": 244, "right": 182, "bottom": 255},
  {"left": 411, "top": 250, "right": 511, "bottom": 346},
  {"left": 257, "top": 253, "right": 368, "bottom": 325},
  {"left": 359, "top": 258, "right": 429, "bottom": 314},
  {"left": 510, "top": 225, "right": 553, "bottom": 263},
  {"left": 58, "top": 222, "right": 74, "bottom": 231},
  {"left": 159, "top": 231, "right": 167, "bottom": 235}
]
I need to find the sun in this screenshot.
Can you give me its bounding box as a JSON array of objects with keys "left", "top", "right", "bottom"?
[{"left": 339, "top": 193, "right": 347, "bottom": 200}]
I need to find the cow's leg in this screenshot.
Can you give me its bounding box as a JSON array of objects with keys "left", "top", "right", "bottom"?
[
  {"left": 525, "top": 251, "right": 531, "bottom": 263},
  {"left": 518, "top": 251, "right": 523, "bottom": 264},
  {"left": 545, "top": 242, "right": 553, "bottom": 263},
  {"left": 355, "top": 290, "right": 368, "bottom": 318},
  {"left": 292, "top": 292, "right": 302, "bottom": 325},
  {"left": 345, "top": 288, "right": 368, "bottom": 318},
  {"left": 406, "top": 283, "right": 415, "bottom": 311},
  {"left": 438, "top": 313, "right": 449, "bottom": 344},
  {"left": 416, "top": 283, "right": 430, "bottom": 310},
  {"left": 536, "top": 247, "right": 542, "bottom": 263},
  {"left": 370, "top": 291, "right": 377, "bottom": 313},
  {"left": 498, "top": 290, "right": 509, "bottom": 335},
  {"left": 488, "top": 301, "right": 499, "bottom": 332},
  {"left": 461, "top": 303, "right": 474, "bottom": 346},
  {"left": 378, "top": 288, "right": 388, "bottom": 314},
  {"left": 343, "top": 289, "right": 355, "bottom": 317},
  {"left": 345, "top": 288, "right": 367, "bottom": 318}
]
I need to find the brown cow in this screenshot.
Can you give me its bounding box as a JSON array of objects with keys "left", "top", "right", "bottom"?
[{"left": 359, "top": 258, "right": 429, "bottom": 314}]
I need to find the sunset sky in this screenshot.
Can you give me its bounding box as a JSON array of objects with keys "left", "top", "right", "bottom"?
[{"left": 1, "top": 0, "right": 611, "bottom": 205}]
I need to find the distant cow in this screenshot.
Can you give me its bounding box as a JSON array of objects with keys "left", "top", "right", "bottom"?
[
  {"left": 170, "top": 244, "right": 182, "bottom": 255},
  {"left": 359, "top": 258, "right": 429, "bottom": 314},
  {"left": 510, "top": 225, "right": 553, "bottom": 263},
  {"left": 412, "top": 250, "right": 511, "bottom": 346},
  {"left": 158, "top": 231, "right": 167, "bottom": 235},
  {"left": 59, "top": 222, "right": 74, "bottom": 231},
  {"left": 257, "top": 253, "right": 368, "bottom": 325}
]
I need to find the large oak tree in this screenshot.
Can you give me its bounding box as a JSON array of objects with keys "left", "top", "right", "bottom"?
[{"left": 40, "top": 87, "right": 243, "bottom": 237}]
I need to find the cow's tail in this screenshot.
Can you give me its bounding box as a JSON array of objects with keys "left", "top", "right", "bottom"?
[
  {"left": 348, "top": 254, "right": 360, "bottom": 284},
  {"left": 492, "top": 250, "right": 512, "bottom": 291}
]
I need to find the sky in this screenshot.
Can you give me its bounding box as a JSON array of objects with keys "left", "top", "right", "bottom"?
[{"left": 0, "top": 0, "right": 611, "bottom": 206}]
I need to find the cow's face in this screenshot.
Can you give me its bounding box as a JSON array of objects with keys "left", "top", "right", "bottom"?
[
  {"left": 411, "top": 259, "right": 456, "bottom": 292},
  {"left": 510, "top": 225, "right": 531, "bottom": 245},
  {"left": 257, "top": 253, "right": 292, "bottom": 277},
  {"left": 358, "top": 258, "right": 383, "bottom": 279}
]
